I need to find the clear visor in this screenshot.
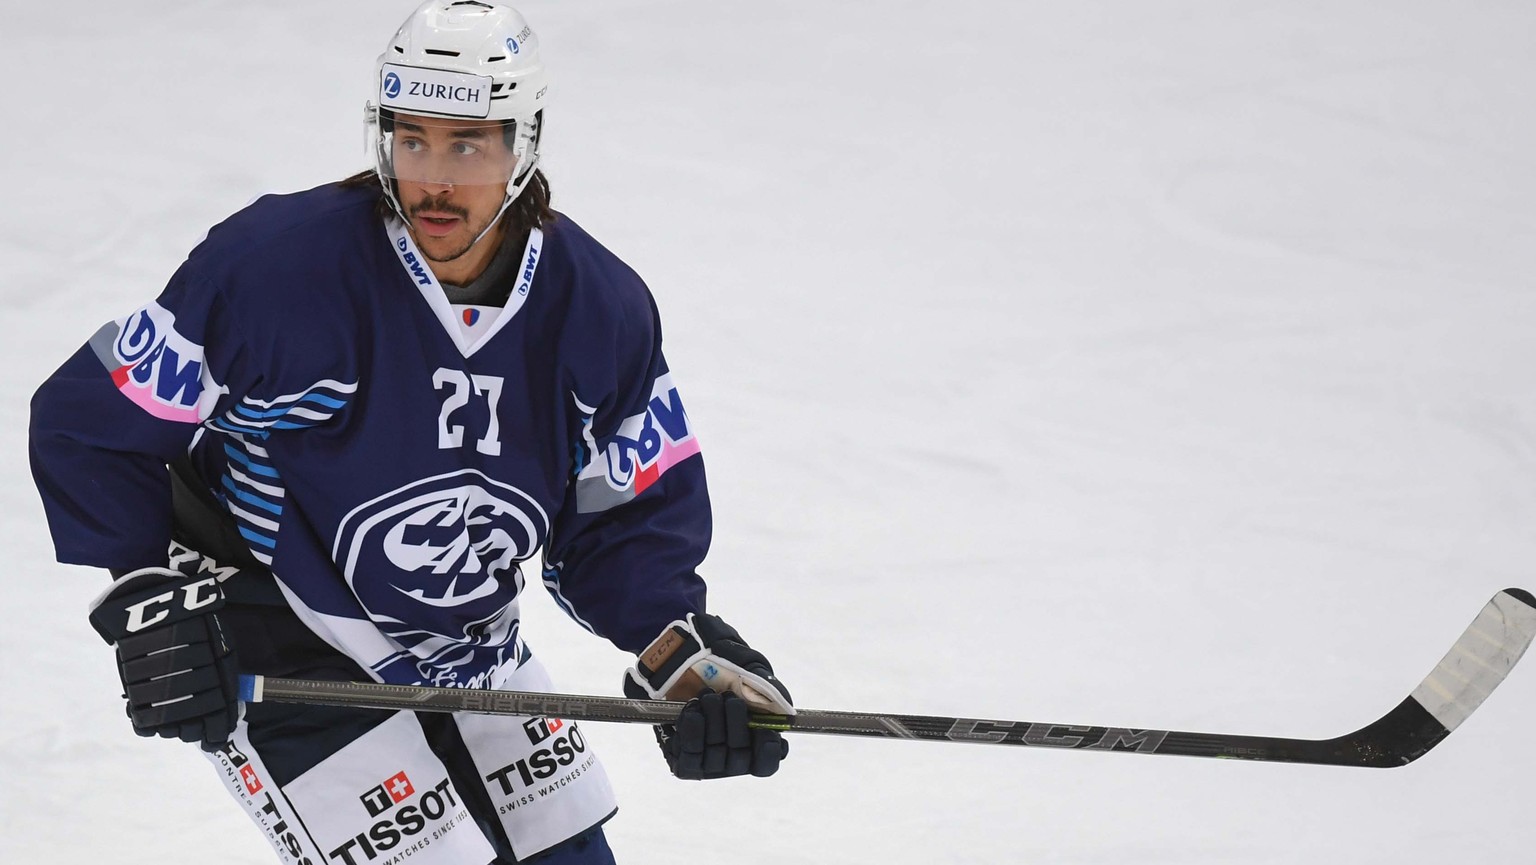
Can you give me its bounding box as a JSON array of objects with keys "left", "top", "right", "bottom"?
[{"left": 366, "top": 105, "right": 526, "bottom": 188}]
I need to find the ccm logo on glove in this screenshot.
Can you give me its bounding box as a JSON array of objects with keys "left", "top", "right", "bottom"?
[{"left": 120, "top": 577, "right": 222, "bottom": 633}]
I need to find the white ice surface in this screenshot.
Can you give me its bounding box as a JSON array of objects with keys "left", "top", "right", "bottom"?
[{"left": 2, "top": 2, "right": 1533, "bottom": 863}]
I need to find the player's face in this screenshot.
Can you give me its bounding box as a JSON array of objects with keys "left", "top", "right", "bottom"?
[{"left": 389, "top": 115, "right": 518, "bottom": 264}]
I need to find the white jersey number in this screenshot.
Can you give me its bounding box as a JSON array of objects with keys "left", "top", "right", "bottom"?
[{"left": 433, "top": 368, "right": 504, "bottom": 456}]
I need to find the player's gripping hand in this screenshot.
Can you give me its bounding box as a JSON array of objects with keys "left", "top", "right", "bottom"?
[
  {"left": 87, "top": 567, "right": 239, "bottom": 752},
  {"left": 623, "top": 613, "right": 792, "bottom": 779}
]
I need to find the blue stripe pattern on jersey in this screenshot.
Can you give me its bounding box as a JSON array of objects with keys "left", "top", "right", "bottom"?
[
  {"left": 215, "top": 380, "right": 358, "bottom": 434},
  {"left": 201, "top": 379, "right": 356, "bottom": 565},
  {"left": 217, "top": 438, "right": 287, "bottom": 566}
]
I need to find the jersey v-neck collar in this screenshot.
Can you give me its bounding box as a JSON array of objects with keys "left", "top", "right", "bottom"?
[{"left": 384, "top": 217, "right": 544, "bottom": 358}]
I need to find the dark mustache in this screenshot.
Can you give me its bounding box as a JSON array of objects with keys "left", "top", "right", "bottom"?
[{"left": 408, "top": 196, "right": 469, "bottom": 219}]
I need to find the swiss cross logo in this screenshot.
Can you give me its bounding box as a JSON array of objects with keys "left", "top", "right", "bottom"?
[
  {"left": 239, "top": 764, "right": 263, "bottom": 795},
  {"left": 524, "top": 717, "right": 565, "bottom": 745},
  {"left": 385, "top": 771, "right": 414, "bottom": 803},
  {"left": 360, "top": 771, "right": 414, "bottom": 817}
]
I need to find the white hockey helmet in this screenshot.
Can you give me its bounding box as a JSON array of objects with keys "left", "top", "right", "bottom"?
[{"left": 366, "top": 1, "right": 550, "bottom": 222}]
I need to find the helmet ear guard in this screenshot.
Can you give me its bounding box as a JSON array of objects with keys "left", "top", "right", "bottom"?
[{"left": 504, "top": 108, "right": 543, "bottom": 197}]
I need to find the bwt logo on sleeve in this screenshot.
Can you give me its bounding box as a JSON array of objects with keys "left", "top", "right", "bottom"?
[
  {"left": 89, "top": 301, "right": 220, "bottom": 424},
  {"left": 573, "top": 372, "right": 703, "bottom": 515}
]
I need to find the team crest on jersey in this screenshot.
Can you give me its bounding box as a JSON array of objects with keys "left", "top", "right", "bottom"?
[
  {"left": 88, "top": 301, "right": 221, "bottom": 423},
  {"left": 332, "top": 469, "right": 549, "bottom": 687}
]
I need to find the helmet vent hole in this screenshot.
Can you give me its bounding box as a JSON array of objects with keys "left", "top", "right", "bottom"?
[
  {"left": 424, "top": 48, "right": 462, "bottom": 57},
  {"left": 393, "top": 46, "right": 404, "bottom": 54},
  {"left": 486, "top": 55, "right": 507, "bottom": 63}
]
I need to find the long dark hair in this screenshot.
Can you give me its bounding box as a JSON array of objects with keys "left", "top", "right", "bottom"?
[{"left": 339, "top": 167, "right": 557, "bottom": 240}]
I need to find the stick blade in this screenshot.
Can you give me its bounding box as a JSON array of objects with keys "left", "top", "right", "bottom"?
[
  {"left": 1336, "top": 589, "right": 1535, "bottom": 768},
  {"left": 1408, "top": 588, "right": 1536, "bottom": 735}
]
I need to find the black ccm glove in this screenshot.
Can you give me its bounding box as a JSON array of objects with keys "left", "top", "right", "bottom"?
[
  {"left": 87, "top": 567, "right": 239, "bottom": 752},
  {"left": 623, "top": 613, "right": 793, "bottom": 779}
]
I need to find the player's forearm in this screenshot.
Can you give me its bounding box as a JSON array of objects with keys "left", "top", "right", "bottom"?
[
  {"left": 30, "top": 350, "right": 183, "bottom": 570},
  {"left": 545, "top": 461, "right": 712, "bottom": 652}
]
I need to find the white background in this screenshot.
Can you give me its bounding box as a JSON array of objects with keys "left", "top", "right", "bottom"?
[{"left": 2, "top": 2, "right": 1533, "bottom": 863}]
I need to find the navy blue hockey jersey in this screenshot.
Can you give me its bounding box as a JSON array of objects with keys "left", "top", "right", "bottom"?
[{"left": 31, "top": 182, "right": 709, "bottom": 688}]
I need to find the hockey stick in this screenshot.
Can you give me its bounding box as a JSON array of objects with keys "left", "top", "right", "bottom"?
[{"left": 239, "top": 588, "right": 1535, "bottom": 768}]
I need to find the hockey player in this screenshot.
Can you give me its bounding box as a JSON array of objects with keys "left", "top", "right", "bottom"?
[{"left": 28, "top": 3, "right": 791, "bottom": 863}]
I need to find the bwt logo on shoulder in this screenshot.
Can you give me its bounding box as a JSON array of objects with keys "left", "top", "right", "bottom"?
[
  {"left": 112, "top": 303, "right": 209, "bottom": 412},
  {"left": 602, "top": 386, "right": 694, "bottom": 486}
]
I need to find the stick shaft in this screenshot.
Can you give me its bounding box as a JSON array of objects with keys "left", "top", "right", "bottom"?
[
  {"left": 239, "top": 674, "right": 1425, "bottom": 766},
  {"left": 239, "top": 588, "right": 1536, "bottom": 769}
]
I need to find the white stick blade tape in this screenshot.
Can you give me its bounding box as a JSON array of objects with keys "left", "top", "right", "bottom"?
[{"left": 1409, "top": 590, "right": 1536, "bottom": 732}]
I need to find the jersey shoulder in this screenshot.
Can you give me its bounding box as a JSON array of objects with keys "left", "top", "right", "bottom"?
[
  {"left": 539, "top": 212, "right": 657, "bottom": 322},
  {"left": 533, "top": 213, "right": 666, "bottom": 409},
  {"left": 183, "top": 182, "right": 383, "bottom": 284}
]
